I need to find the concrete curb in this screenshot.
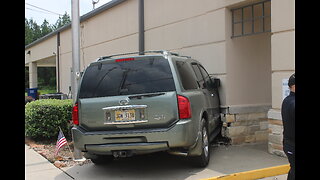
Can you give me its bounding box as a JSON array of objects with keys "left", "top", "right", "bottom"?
[{"left": 200, "top": 164, "right": 290, "bottom": 180}]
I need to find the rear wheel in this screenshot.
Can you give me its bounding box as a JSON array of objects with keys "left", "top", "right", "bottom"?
[{"left": 191, "top": 118, "right": 210, "bottom": 167}]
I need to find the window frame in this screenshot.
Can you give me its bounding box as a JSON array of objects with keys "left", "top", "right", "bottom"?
[{"left": 231, "top": 0, "right": 271, "bottom": 38}]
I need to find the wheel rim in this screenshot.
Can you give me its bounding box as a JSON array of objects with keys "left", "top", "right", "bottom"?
[{"left": 203, "top": 126, "right": 209, "bottom": 158}]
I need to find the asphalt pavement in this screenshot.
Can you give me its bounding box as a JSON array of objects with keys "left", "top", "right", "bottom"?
[{"left": 25, "top": 143, "right": 289, "bottom": 180}]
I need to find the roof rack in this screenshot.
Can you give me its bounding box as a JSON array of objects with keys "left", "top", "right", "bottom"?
[{"left": 96, "top": 50, "right": 189, "bottom": 61}]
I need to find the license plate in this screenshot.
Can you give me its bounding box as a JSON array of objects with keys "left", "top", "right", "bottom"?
[{"left": 115, "top": 109, "right": 135, "bottom": 121}]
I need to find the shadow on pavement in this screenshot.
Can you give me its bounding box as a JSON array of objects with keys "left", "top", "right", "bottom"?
[
  {"left": 54, "top": 143, "right": 288, "bottom": 180},
  {"left": 55, "top": 151, "right": 206, "bottom": 180}
]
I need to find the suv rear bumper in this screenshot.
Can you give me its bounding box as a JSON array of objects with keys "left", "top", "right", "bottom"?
[{"left": 72, "top": 119, "right": 198, "bottom": 155}]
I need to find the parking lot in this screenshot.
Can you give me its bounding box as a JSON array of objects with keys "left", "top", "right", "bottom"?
[{"left": 47, "top": 143, "right": 288, "bottom": 180}]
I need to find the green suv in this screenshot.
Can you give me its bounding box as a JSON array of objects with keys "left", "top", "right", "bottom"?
[{"left": 71, "top": 51, "right": 221, "bottom": 167}]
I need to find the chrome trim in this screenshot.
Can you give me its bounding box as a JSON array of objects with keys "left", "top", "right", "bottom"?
[
  {"left": 119, "top": 98, "right": 130, "bottom": 105},
  {"left": 104, "top": 120, "right": 148, "bottom": 125},
  {"left": 102, "top": 105, "right": 147, "bottom": 111}
]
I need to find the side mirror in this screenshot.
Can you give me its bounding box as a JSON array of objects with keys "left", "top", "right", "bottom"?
[
  {"left": 206, "top": 77, "right": 220, "bottom": 89},
  {"left": 212, "top": 78, "right": 220, "bottom": 88}
]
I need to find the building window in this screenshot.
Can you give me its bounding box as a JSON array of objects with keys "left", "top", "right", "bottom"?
[{"left": 231, "top": 0, "right": 271, "bottom": 38}]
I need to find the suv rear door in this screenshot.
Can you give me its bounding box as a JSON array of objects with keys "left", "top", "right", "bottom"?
[
  {"left": 77, "top": 56, "right": 179, "bottom": 131},
  {"left": 191, "top": 63, "right": 221, "bottom": 131}
]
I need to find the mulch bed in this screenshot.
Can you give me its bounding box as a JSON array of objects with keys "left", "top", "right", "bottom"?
[{"left": 25, "top": 137, "right": 92, "bottom": 168}]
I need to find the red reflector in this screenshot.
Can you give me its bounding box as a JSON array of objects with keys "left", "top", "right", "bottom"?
[
  {"left": 72, "top": 103, "right": 79, "bottom": 125},
  {"left": 177, "top": 95, "right": 192, "bottom": 119},
  {"left": 115, "top": 58, "right": 135, "bottom": 62}
]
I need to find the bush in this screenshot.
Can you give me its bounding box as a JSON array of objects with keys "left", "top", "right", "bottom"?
[{"left": 25, "top": 99, "right": 73, "bottom": 140}]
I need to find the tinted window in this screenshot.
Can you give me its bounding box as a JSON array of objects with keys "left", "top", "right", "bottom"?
[
  {"left": 79, "top": 57, "right": 176, "bottom": 98},
  {"left": 191, "top": 64, "right": 205, "bottom": 89},
  {"left": 176, "top": 61, "right": 198, "bottom": 90},
  {"left": 199, "top": 65, "right": 211, "bottom": 87}
]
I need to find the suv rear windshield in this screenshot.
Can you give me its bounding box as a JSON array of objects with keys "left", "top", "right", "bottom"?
[{"left": 79, "top": 57, "right": 176, "bottom": 98}]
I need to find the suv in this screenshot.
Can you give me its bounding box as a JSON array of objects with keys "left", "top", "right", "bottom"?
[{"left": 72, "top": 51, "right": 222, "bottom": 167}]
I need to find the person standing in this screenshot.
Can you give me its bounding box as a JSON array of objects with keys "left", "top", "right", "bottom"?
[{"left": 281, "top": 73, "right": 295, "bottom": 180}]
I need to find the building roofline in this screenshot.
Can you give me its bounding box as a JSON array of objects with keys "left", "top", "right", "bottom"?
[{"left": 25, "top": 0, "right": 127, "bottom": 49}]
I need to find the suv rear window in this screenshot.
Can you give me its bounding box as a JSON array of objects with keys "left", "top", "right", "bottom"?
[{"left": 79, "top": 57, "right": 176, "bottom": 98}]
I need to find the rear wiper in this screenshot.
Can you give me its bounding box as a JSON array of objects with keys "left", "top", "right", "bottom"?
[
  {"left": 92, "top": 67, "right": 117, "bottom": 96},
  {"left": 129, "top": 92, "right": 165, "bottom": 100}
]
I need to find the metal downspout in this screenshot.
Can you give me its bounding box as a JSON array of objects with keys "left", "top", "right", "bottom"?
[
  {"left": 56, "top": 32, "right": 60, "bottom": 92},
  {"left": 139, "top": 0, "right": 144, "bottom": 55}
]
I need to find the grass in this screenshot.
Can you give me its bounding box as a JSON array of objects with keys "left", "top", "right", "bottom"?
[{"left": 38, "top": 89, "right": 57, "bottom": 94}]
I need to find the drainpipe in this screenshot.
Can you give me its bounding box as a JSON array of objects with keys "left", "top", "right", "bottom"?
[
  {"left": 138, "top": 0, "right": 144, "bottom": 55},
  {"left": 56, "top": 32, "right": 60, "bottom": 93}
]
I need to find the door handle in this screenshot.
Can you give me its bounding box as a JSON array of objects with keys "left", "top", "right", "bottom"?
[{"left": 203, "top": 91, "right": 215, "bottom": 97}]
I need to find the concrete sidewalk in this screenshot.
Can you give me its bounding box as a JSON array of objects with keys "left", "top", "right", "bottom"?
[
  {"left": 25, "top": 143, "right": 289, "bottom": 180},
  {"left": 25, "top": 145, "right": 73, "bottom": 180}
]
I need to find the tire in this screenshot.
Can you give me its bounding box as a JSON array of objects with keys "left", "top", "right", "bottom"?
[{"left": 191, "top": 118, "right": 210, "bottom": 167}]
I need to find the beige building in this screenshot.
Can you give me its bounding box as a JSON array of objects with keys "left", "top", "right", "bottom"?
[{"left": 25, "top": 0, "right": 294, "bottom": 156}]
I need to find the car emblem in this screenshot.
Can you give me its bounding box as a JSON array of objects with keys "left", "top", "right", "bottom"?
[{"left": 119, "top": 98, "right": 129, "bottom": 105}]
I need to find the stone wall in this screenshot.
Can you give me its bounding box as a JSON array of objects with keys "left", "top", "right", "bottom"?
[
  {"left": 267, "top": 110, "right": 286, "bottom": 157},
  {"left": 222, "top": 112, "right": 269, "bottom": 145},
  {"left": 220, "top": 108, "right": 286, "bottom": 158}
]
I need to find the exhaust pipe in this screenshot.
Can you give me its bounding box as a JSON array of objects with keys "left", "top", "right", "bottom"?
[
  {"left": 113, "top": 151, "right": 131, "bottom": 158},
  {"left": 119, "top": 151, "right": 127, "bottom": 157}
]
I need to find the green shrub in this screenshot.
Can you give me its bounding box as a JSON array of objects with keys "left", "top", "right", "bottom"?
[{"left": 25, "top": 99, "right": 73, "bottom": 140}]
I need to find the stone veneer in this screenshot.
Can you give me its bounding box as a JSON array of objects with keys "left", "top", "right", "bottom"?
[
  {"left": 221, "top": 112, "right": 269, "bottom": 145},
  {"left": 267, "top": 109, "right": 286, "bottom": 157},
  {"left": 220, "top": 108, "right": 286, "bottom": 157}
]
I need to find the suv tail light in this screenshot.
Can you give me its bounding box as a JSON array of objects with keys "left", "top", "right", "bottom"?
[
  {"left": 72, "top": 103, "right": 79, "bottom": 125},
  {"left": 177, "top": 95, "right": 192, "bottom": 119}
]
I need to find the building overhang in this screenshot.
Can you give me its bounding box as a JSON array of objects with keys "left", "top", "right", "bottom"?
[{"left": 25, "top": 55, "right": 56, "bottom": 67}]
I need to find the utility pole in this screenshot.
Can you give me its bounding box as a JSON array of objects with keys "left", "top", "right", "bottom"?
[
  {"left": 71, "top": 0, "right": 85, "bottom": 161},
  {"left": 71, "top": 0, "right": 81, "bottom": 103}
]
